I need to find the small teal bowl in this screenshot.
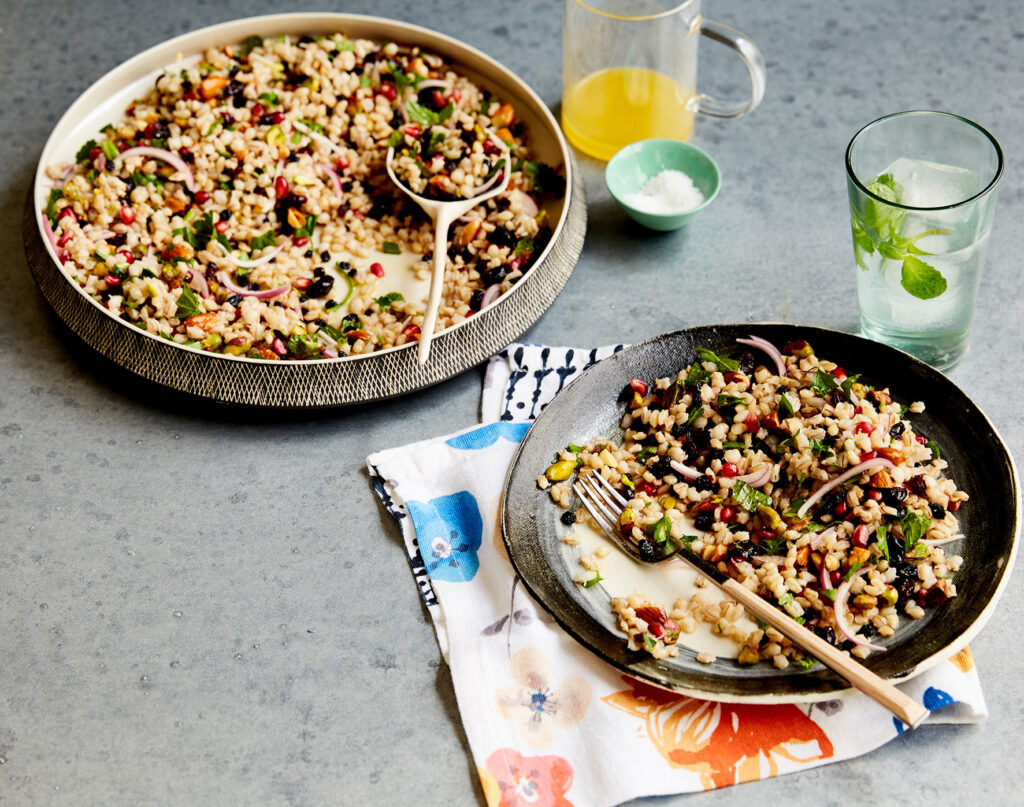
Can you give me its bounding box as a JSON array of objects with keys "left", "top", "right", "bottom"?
[{"left": 605, "top": 139, "right": 721, "bottom": 231}]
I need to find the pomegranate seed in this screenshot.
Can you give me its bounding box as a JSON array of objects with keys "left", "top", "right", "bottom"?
[
  {"left": 628, "top": 378, "right": 648, "bottom": 396},
  {"left": 251, "top": 103, "right": 264, "bottom": 118},
  {"left": 403, "top": 324, "right": 420, "bottom": 338},
  {"left": 482, "top": 139, "right": 500, "bottom": 156},
  {"left": 103, "top": 274, "right": 122, "bottom": 286},
  {"left": 293, "top": 236, "right": 309, "bottom": 247},
  {"left": 292, "top": 278, "right": 312, "bottom": 290},
  {"left": 404, "top": 124, "right": 421, "bottom": 137},
  {"left": 116, "top": 249, "right": 134, "bottom": 265},
  {"left": 194, "top": 190, "right": 210, "bottom": 205},
  {"left": 352, "top": 210, "right": 366, "bottom": 220},
  {"left": 214, "top": 220, "right": 229, "bottom": 234},
  {"left": 647, "top": 622, "right": 665, "bottom": 639},
  {"left": 272, "top": 338, "right": 287, "bottom": 356},
  {"left": 868, "top": 489, "right": 882, "bottom": 501},
  {"left": 915, "top": 433, "right": 928, "bottom": 444},
  {"left": 830, "top": 570, "right": 843, "bottom": 586},
  {"left": 755, "top": 528, "right": 776, "bottom": 542},
  {"left": 143, "top": 122, "right": 158, "bottom": 139},
  {"left": 834, "top": 501, "right": 848, "bottom": 516},
  {"left": 59, "top": 207, "right": 77, "bottom": 222},
  {"left": 119, "top": 205, "right": 135, "bottom": 225},
  {"left": 855, "top": 421, "right": 875, "bottom": 434},
  {"left": 948, "top": 500, "right": 961, "bottom": 513},
  {"left": 336, "top": 156, "right": 349, "bottom": 170},
  {"left": 179, "top": 147, "right": 192, "bottom": 163},
  {"left": 509, "top": 257, "right": 523, "bottom": 272},
  {"left": 380, "top": 83, "right": 397, "bottom": 101},
  {"left": 859, "top": 450, "right": 877, "bottom": 462},
  {"left": 370, "top": 262, "right": 384, "bottom": 278},
  {"left": 275, "top": 175, "right": 289, "bottom": 198},
  {"left": 854, "top": 406, "right": 863, "bottom": 415},
  {"left": 465, "top": 309, "right": 476, "bottom": 317},
  {"left": 852, "top": 525, "right": 869, "bottom": 548},
  {"left": 57, "top": 230, "right": 74, "bottom": 247},
  {"left": 636, "top": 481, "right": 658, "bottom": 497},
  {"left": 432, "top": 90, "right": 447, "bottom": 108},
  {"left": 58, "top": 249, "right": 70, "bottom": 263},
  {"left": 744, "top": 412, "right": 759, "bottom": 432},
  {"left": 451, "top": 90, "right": 462, "bottom": 102},
  {"left": 720, "top": 463, "right": 738, "bottom": 478},
  {"left": 833, "top": 367, "right": 848, "bottom": 381},
  {"left": 719, "top": 506, "right": 735, "bottom": 523},
  {"left": 271, "top": 111, "right": 285, "bottom": 124}
]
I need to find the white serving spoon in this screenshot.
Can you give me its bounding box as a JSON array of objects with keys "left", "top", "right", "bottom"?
[{"left": 386, "top": 134, "right": 512, "bottom": 364}]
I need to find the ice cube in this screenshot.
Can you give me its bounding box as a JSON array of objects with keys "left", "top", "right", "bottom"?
[{"left": 882, "top": 157, "right": 979, "bottom": 207}]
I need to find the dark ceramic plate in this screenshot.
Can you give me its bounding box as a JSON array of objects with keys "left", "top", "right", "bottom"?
[{"left": 501, "top": 324, "right": 1020, "bottom": 702}]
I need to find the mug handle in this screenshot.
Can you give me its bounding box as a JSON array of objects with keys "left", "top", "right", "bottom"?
[{"left": 696, "top": 18, "right": 766, "bottom": 118}]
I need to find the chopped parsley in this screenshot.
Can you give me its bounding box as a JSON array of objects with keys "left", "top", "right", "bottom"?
[
  {"left": 514, "top": 236, "right": 534, "bottom": 257},
  {"left": 876, "top": 525, "right": 889, "bottom": 562},
  {"left": 783, "top": 497, "right": 806, "bottom": 517},
  {"left": 643, "top": 634, "right": 657, "bottom": 653},
  {"left": 297, "top": 118, "right": 324, "bottom": 134},
  {"left": 684, "top": 362, "right": 710, "bottom": 387},
  {"left": 287, "top": 333, "right": 323, "bottom": 358},
  {"left": 722, "top": 441, "right": 746, "bottom": 450},
  {"left": 926, "top": 440, "right": 941, "bottom": 460},
  {"left": 386, "top": 129, "right": 404, "bottom": 149},
  {"left": 636, "top": 446, "right": 658, "bottom": 462},
  {"left": 716, "top": 393, "right": 746, "bottom": 408},
  {"left": 843, "top": 561, "right": 865, "bottom": 582},
  {"left": 258, "top": 91, "right": 279, "bottom": 106},
  {"left": 822, "top": 588, "right": 837, "bottom": 601}
]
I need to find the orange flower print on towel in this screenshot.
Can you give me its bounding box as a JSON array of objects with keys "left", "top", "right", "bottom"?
[
  {"left": 603, "top": 676, "right": 833, "bottom": 789},
  {"left": 950, "top": 646, "right": 974, "bottom": 673},
  {"left": 494, "top": 648, "right": 592, "bottom": 748},
  {"left": 482, "top": 748, "right": 574, "bottom": 807}
]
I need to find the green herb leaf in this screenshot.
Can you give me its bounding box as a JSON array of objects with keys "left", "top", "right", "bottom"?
[
  {"left": 777, "top": 592, "right": 794, "bottom": 606},
  {"left": 287, "top": 332, "right": 323, "bottom": 358},
  {"left": 522, "top": 160, "right": 564, "bottom": 195},
  {"left": 258, "top": 91, "right": 279, "bottom": 105},
  {"left": 241, "top": 34, "right": 263, "bottom": 57},
  {"left": 796, "top": 656, "right": 816, "bottom": 669},
  {"left": 584, "top": 572, "right": 604, "bottom": 589},
  {"left": 359, "top": 74, "right": 372, "bottom": 89},
  {"left": 175, "top": 285, "right": 203, "bottom": 319},
  {"left": 651, "top": 515, "right": 672, "bottom": 545},
  {"left": 822, "top": 588, "right": 837, "bottom": 602},
  {"left": 318, "top": 324, "right": 343, "bottom": 341},
  {"left": 683, "top": 406, "right": 704, "bottom": 427},
  {"left": 783, "top": 497, "right": 806, "bottom": 517},
  {"left": 900, "top": 511, "right": 930, "bottom": 550},
  {"left": 684, "top": 363, "right": 710, "bottom": 387},
  {"left": 840, "top": 374, "right": 862, "bottom": 395},
  {"left": 901, "top": 255, "right": 948, "bottom": 300},
  {"left": 779, "top": 392, "right": 795, "bottom": 418},
  {"left": 810, "top": 369, "right": 839, "bottom": 398},
  {"left": 876, "top": 525, "right": 890, "bottom": 562},
  {"left": 716, "top": 393, "right": 746, "bottom": 408},
  {"left": 386, "top": 129, "right": 405, "bottom": 149},
  {"left": 373, "top": 291, "right": 404, "bottom": 311},
  {"left": 843, "top": 561, "right": 865, "bottom": 581},
  {"left": 925, "top": 440, "right": 941, "bottom": 461},
  {"left": 696, "top": 347, "right": 740, "bottom": 372},
  {"left": 722, "top": 441, "right": 746, "bottom": 450},
  {"left": 800, "top": 522, "right": 830, "bottom": 533},
  {"left": 732, "top": 480, "right": 771, "bottom": 512},
  {"left": 250, "top": 231, "right": 278, "bottom": 251},
  {"left": 381, "top": 241, "right": 401, "bottom": 255},
  {"left": 808, "top": 438, "right": 834, "bottom": 459},
  {"left": 101, "top": 139, "right": 119, "bottom": 161},
  {"left": 297, "top": 118, "right": 324, "bottom": 134},
  {"left": 75, "top": 139, "right": 98, "bottom": 164},
  {"left": 45, "top": 189, "right": 63, "bottom": 226},
  {"left": 514, "top": 236, "right": 534, "bottom": 257},
  {"left": 643, "top": 634, "right": 657, "bottom": 653},
  {"left": 636, "top": 446, "right": 658, "bottom": 462},
  {"left": 404, "top": 100, "right": 449, "bottom": 127}
]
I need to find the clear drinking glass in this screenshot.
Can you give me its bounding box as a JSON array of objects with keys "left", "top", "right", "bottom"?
[
  {"left": 562, "top": 0, "right": 766, "bottom": 161},
  {"left": 846, "top": 111, "right": 1003, "bottom": 370}
]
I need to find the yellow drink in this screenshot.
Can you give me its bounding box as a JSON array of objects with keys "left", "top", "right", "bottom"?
[{"left": 561, "top": 67, "right": 696, "bottom": 161}]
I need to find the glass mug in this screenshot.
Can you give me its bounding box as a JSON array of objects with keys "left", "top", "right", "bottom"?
[{"left": 562, "top": 0, "right": 766, "bottom": 160}]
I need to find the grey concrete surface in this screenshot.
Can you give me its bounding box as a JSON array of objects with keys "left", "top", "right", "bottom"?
[{"left": 1, "top": 1, "right": 1021, "bottom": 805}]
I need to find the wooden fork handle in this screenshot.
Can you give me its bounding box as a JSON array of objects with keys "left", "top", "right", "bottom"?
[{"left": 719, "top": 577, "right": 930, "bottom": 728}]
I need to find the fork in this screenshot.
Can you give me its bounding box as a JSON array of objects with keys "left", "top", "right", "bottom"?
[{"left": 573, "top": 470, "right": 930, "bottom": 728}]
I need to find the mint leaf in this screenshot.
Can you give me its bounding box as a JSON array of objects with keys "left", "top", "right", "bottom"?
[
  {"left": 732, "top": 480, "right": 771, "bottom": 512},
  {"left": 716, "top": 393, "right": 746, "bottom": 408},
  {"left": 779, "top": 392, "right": 795, "bottom": 418},
  {"left": 900, "top": 511, "right": 930, "bottom": 550},
  {"left": 901, "top": 255, "right": 947, "bottom": 299},
  {"left": 373, "top": 291, "right": 404, "bottom": 311},
  {"left": 241, "top": 34, "right": 263, "bottom": 56},
  {"left": 250, "top": 231, "right": 277, "bottom": 251},
  {"left": 75, "top": 139, "right": 98, "bottom": 164},
  {"left": 696, "top": 348, "right": 739, "bottom": 372},
  {"left": 514, "top": 236, "right": 534, "bottom": 257},
  {"left": 584, "top": 572, "right": 604, "bottom": 589},
  {"left": 405, "top": 100, "right": 444, "bottom": 126},
  {"left": 643, "top": 634, "right": 657, "bottom": 653},
  {"left": 808, "top": 438, "right": 834, "bottom": 459},
  {"left": 683, "top": 406, "right": 704, "bottom": 427},
  {"left": 810, "top": 369, "right": 839, "bottom": 398},
  {"left": 46, "top": 189, "right": 63, "bottom": 226},
  {"left": 176, "top": 285, "right": 203, "bottom": 319},
  {"left": 685, "top": 362, "right": 709, "bottom": 387},
  {"left": 926, "top": 440, "right": 941, "bottom": 460},
  {"left": 876, "top": 525, "right": 889, "bottom": 562}
]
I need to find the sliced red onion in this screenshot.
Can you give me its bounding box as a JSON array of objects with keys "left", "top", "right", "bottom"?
[
  {"left": 211, "top": 242, "right": 285, "bottom": 269},
  {"left": 116, "top": 147, "right": 196, "bottom": 192},
  {"left": 41, "top": 214, "right": 59, "bottom": 255},
  {"left": 735, "top": 464, "right": 773, "bottom": 488},
  {"left": 322, "top": 345, "right": 339, "bottom": 359},
  {"left": 396, "top": 101, "right": 410, "bottom": 125},
  {"left": 509, "top": 189, "right": 539, "bottom": 217},
  {"left": 819, "top": 557, "right": 832, "bottom": 591},
  {"left": 752, "top": 554, "right": 786, "bottom": 566},
  {"left": 833, "top": 567, "right": 886, "bottom": 652},
  {"left": 797, "top": 458, "right": 895, "bottom": 519},
  {"left": 315, "top": 328, "right": 338, "bottom": 348},
  {"left": 480, "top": 284, "right": 501, "bottom": 309},
  {"left": 415, "top": 79, "right": 451, "bottom": 92},
  {"left": 810, "top": 526, "right": 837, "bottom": 551},
  {"left": 736, "top": 335, "right": 787, "bottom": 377},
  {"left": 668, "top": 459, "right": 701, "bottom": 481},
  {"left": 215, "top": 271, "right": 290, "bottom": 300},
  {"left": 314, "top": 162, "right": 343, "bottom": 197},
  {"left": 189, "top": 270, "right": 211, "bottom": 300},
  {"left": 292, "top": 121, "right": 347, "bottom": 156},
  {"left": 97, "top": 229, "right": 116, "bottom": 239}
]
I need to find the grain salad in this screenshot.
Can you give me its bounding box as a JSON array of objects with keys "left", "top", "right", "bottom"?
[
  {"left": 41, "top": 32, "right": 563, "bottom": 360},
  {"left": 540, "top": 336, "right": 966, "bottom": 668}
]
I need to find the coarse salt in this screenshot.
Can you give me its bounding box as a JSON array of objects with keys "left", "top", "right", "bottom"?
[{"left": 623, "top": 169, "right": 704, "bottom": 215}]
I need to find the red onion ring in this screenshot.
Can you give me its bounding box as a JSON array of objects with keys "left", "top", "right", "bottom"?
[
  {"left": 797, "top": 458, "right": 895, "bottom": 519},
  {"left": 415, "top": 79, "right": 451, "bottom": 92},
  {"left": 752, "top": 554, "right": 786, "bottom": 566},
  {"left": 668, "top": 460, "right": 701, "bottom": 481},
  {"left": 735, "top": 464, "right": 773, "bottom": 488},
  {"left": 480, "top": 284, "right": 501, "bottom": 309},
  {"left": 41, "top": 213, "right": 59, "bottom": 255},
  {"left": 189, "top": 270, "right": 211, "bottom": 300},
  {"left": 313, "top": 162, "right": 343, "bottom": 197},
  {"left": 833, "top": 566, "right": 886, "bottom": 652},
  {"left": 215, "top": 271, "right": 290, "bottom": 300},
  {"left": 810, "top": 526, "right": 836, "bottom": 551},
  {"left": 211, "top": 242, "right": 285, "bottom": 269},
  {"left": 293, "top": 121, "right": 347, "bottom": 156},
  {"left": 736, "top": 335, "right": 787, "bottom": 377},
  {"left": 116, "top": 147, "right": 196, "bottom": 192},
  {"left": 321, "top": 345, "right": 339, "bottom": 359},
  {"left": 509, "top": 189, "right": 539, "bottom": 217}
]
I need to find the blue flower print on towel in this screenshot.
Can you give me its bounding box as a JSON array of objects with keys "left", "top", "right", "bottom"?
[
  {"left": 406, "top": 491, "right": 483, "bottom": 583},
  {"left": 923, "top": 687, "right": 956, "bottom": 711},
  {"left": 445, "top": 422, "right": 530, "bottom": 451}
]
